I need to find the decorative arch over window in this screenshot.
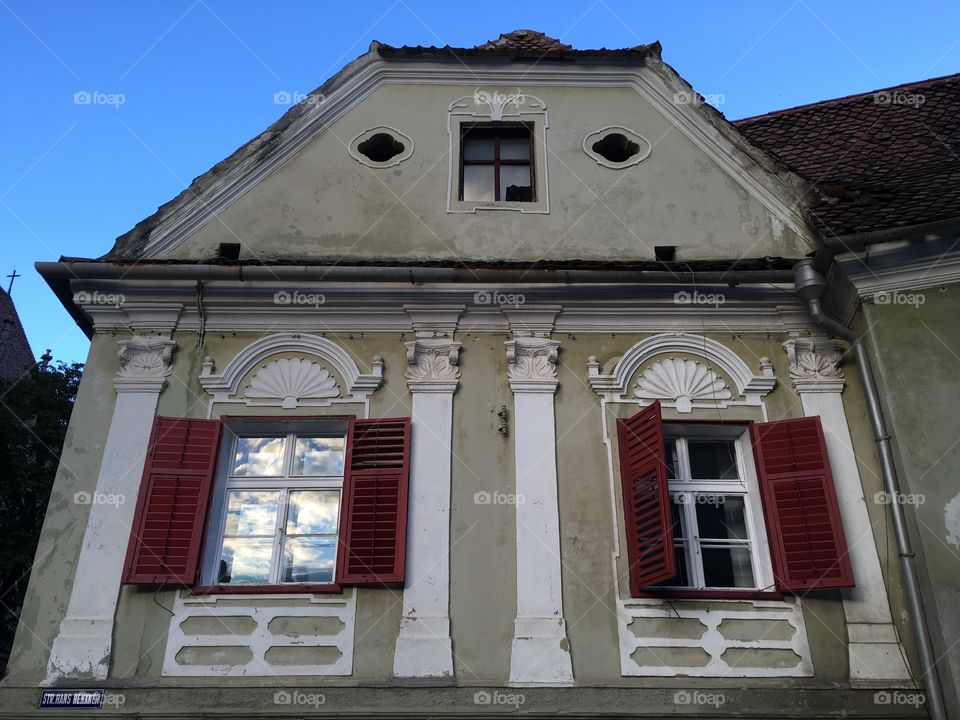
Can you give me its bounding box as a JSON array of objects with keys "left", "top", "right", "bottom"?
[
  {"left": 199, "top": 333, "right": 383, "bottom": 409},
  {"left": 587, "top": 332, "right": 776, "bottom": 412}
]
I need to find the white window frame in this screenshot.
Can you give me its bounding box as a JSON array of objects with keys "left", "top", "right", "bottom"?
[
  {"left": 659, "top": 423, "right": 775, "bottom": 592},
  {"left": 200, "top": 418, "right": 348, "bottom": 586},
  {"left": 446, "top": 97, "right": 550, "bottom": 214}
]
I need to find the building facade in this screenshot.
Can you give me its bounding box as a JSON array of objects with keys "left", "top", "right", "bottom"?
[{"left": 2, "top": 30, "right": 953, "bottom": 719}]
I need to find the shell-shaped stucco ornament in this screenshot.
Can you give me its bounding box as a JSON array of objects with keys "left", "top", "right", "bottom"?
[
  {"left": 245, "top": 357, "right": 339, "bottom": 409},
  {"left": 633, "top": 358, "right": 732, "bottom": 413}
]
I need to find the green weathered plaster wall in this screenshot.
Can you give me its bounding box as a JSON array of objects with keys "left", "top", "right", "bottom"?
[
  {"left": 6, "top": 326, "right": 922, "bottom": 699},
  {"left": 166, "top": 83, "right": 811, "bottom": 263},
  {"left": 863, "top": 285, "right": 960, "bottom": 715},
  {"left": 3, "top": 333, "right": 120, "bottom": 685}
]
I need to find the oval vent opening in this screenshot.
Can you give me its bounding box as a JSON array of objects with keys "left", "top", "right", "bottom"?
[
  {"left": 357, "top": 133, "right": 405, "bottom": 163},
  {"left": 592, "top": 133, "right": 640, "bottom": 164}
]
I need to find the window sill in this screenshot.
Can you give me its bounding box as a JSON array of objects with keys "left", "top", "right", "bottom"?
[
  {"left": 635, "top": 588, "right": 784, "bottom": 601},
  {"left": 189, "top": 583, "right": 343, "bottom": 595}
]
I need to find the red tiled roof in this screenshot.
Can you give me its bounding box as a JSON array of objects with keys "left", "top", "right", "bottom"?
[
  {"left": 475, "top": 29, "right": 572, "bottom": 54},
  {"left": 735, "top": 74, "right": 960, "bottom": 237}
]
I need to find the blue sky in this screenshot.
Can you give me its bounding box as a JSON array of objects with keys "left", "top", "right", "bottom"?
[{"left": 3, "top": 0, "right": 959, "bottom": 365}]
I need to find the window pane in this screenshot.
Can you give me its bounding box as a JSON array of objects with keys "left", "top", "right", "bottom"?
[
  {"left": 224, "top": 491, "right": 280, "bottom": 536},
  {"left": 293, "top": 436, "right": 345, "bottom": 476},
  {"left": 218, "top": 537, "right": 273, "bottom": 584},
  {"left": 669, "top": 497, "right": 686, "bottom": 538},
  {"left": 232, "top": 436, "right": 286, "bottom": 476},
  {"left": 500, "top": 136, "right": 530, "bottom": 160},
  {"left": 281, "top": 537, "right": 336, "bottom": 583},
  {"left": 695, "top": 496, "right": 748, "bottom": 540},
  {"left": 665, "top": 440, "right": 679, "bottom": 479},
  {"left": 688, "top": 440, "right": 739, "bottom": 480},
  {"left": 500, "top": 164, "right": 532, "bottom": 201},
  {"left": 463, "top": 136, "right": 494, "bottom": 161},
  {"left": 702, "top": 546, "right": 755, "bottom": 588},
  {"left": 286, "top": 491, "right": 340, "bottom": 535},
  {"left": 463, "top": 165, "right": 495, "bottom": 201}
]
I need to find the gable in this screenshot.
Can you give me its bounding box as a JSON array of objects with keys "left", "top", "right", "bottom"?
[{"left": 105, "top": 40, "right": 818, "bottom": 264}]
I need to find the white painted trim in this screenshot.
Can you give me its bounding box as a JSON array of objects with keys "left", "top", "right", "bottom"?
[
  {"left": 134, "top": 58, "right": 815, "bottom": 258},
  {"left": 394, "top": 386, "right": 457, "bottom": 677},
  {"left": 589, "top": 335, "right": 814, "bottom": 678},
  {"left": 162, "top": 590, "right": 356, "bottom": 676},
  {"left": 618, "top": 597, "right": 813, "bottom": 677},
  {"left": 199, "top": 333, "right": 382, "bottom": 409},
  {"left": 588, "top": 332, "right": 776, "bottom": 410},
  {"left": 793, "top": 388, "right": 911, "bottom": 683},
  {"left": 45, "top": 338, "right": 175, "bottom": 683},
  {"left": 581, "top": 126, "right": 652, "bottom": 169},
  {"left": 506, "top": 338, "right": 573, "bottom": 686},
  {"left": 445, "top": 92, "right": 549, "bottom": 214},
  {"left": 69, "top": 281, "right": 818, "bottom": 337},
  {"left": 347, "top": 125, "right": 414, "bottom": 168}
]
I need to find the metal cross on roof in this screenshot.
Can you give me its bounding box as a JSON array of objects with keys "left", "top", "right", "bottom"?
[{"left": 6, "top": 268, "right": 21, "bottom": 295}]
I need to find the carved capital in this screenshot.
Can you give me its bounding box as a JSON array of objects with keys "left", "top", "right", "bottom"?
[
  {"left": 114, "top": 336, "right": 176, "bottom": 393},
  {"left": 783, "top": 338, "right": 845, "bottom": 394},
  {"left": 505, "top": 337, "right": 560, "bottom": 393},
  {"left": 405, "top": 339, "right": 461, "bottom": 393}
]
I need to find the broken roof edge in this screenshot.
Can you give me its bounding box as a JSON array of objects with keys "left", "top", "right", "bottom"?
[{"left": 101, "top": 42, "right": 384, "bottom": 261}]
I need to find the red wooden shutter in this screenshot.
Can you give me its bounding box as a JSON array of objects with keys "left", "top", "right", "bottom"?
[
  {"left": 751, "top": 416, "right": 854, "bottom": 591},
  {"left": 122, "top": 417, "right": 222, "bottom": 585},
  {"left": 617, "top": 401, "right": 675, "bottom": 595},
  {"left": 336, "top": 417, "right": 411, "bottom": 586}
]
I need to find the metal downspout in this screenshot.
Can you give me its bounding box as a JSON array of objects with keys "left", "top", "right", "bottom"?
[{"left": 795, "top": 260, "right": 946, "bottom": 720}]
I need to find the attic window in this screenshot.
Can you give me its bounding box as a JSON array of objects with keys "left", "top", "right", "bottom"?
[
  {"left": 358, "top": 133, "right": 405, "bottom": 163},
  {"left": 592, "top": 134, "right": 640, "bottom": 164},
  {"left": 582, "top": 126, "right": 652, "bottom": 169},
  {"left": 459, "top": 124, "right": 535, "bottom": 202},
  {"left": 348, "top": 126, "right": 414, "bottom": 168}
]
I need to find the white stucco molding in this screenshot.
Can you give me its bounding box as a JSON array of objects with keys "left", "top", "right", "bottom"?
[
  {"left": 46, "top": 336, "right": 177, "bottom": 683},
  {"left": 113, "top": 336, "right": 176, "bottom": 393},
  {"left": 782, "top": 339, "right": 911, "bottom": 684},
  {"left": 198, "top": 332, "right": 382, "bottom": 408},
  {"left": 405, "top": 338, "right": 461, "bottom": 394},
  {"left": 506, "top": 332, "right": 573, "bottom": 685},
  {"left": 782, "top": 337, "right": 846, "bottom": 395},
  {"left": 505, "top": 337, "right": 561, "bottom": 394},
  {"left": 587, "top": 332, "right": 776, "bottom": 410},
  {"left": 402, "top": 304, "right": 465, "bottom": 339},
  {"left": 395, "top": 337, "right": 460, "bottom": 677}
]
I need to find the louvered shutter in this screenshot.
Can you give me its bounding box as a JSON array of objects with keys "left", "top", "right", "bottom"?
[
  {"left": 751, "top": 416, "right": 854, "bottom": 591},
  {"left": 617, "top": 401, "right": 675, "bottom": 595},
  {"left": 122, "top": 417, "right": 222, "bottom": 585},
  {"left": 336, "top": 417, "right": 411, "bottom": 586}
]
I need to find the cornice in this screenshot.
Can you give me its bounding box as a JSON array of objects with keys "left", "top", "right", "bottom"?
[{"left": 68, "top": 282, "right": 819, "bottom": 336}]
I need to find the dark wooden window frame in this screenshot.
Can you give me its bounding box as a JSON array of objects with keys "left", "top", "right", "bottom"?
[{"left": 458, "top": 122, "right": 536, "bottom": 202}]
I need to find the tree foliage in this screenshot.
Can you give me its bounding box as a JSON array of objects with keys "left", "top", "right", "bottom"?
[{"left": 0, "top": 358, "right": 83, "bottom": 676}]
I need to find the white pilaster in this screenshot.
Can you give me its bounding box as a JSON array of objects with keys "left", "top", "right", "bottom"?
[
  {"left": 45, "top": 336, "right": 176, "bottom": 683},
  {"left": 783, "top": 337, "right": 911, "bottom": 683},
  {"left": 505, "top": 326, "right": 573, "bottom": 686},
  {"left": 393, "top": 324, "right": 461, "bottom": 678}
]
